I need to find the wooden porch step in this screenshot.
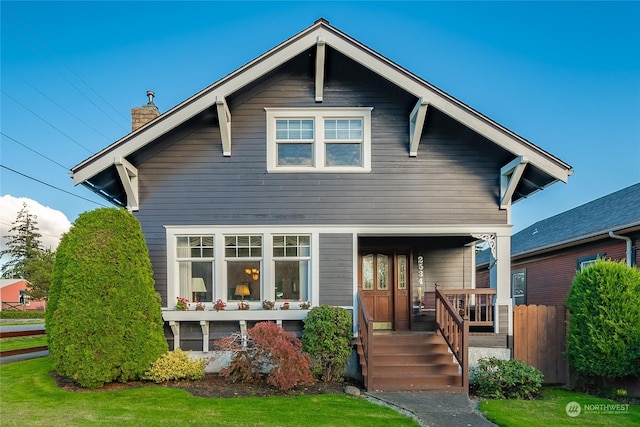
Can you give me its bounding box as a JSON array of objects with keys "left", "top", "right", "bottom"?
[
  {"left": 357, "top": 332, "right": 463, "bottom": 392},
  {"left": 369, "top": 373, "right": 463, "bottom": 392}
]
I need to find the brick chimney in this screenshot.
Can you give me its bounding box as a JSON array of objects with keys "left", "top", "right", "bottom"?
[{"left": 131, "top": 90, "right": 160, "bottom": 132}]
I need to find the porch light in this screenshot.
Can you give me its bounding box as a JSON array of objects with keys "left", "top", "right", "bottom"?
[{"left": 235, "top": 284, "right": 251, "bottom": 302}]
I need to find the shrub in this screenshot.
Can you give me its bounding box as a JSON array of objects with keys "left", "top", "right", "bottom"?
[
  {"left": 46, "top": 208, "right": 168, "bottom": 388},
  {"left": 215, "top": 321, "right": 314, "bottom": 391},
  {"left": 302, "top": 305, "right": 352, "bottom": 382},
  {"left": 566, "top": 259, "right": 640, "bottom": 380},
  {"left": 143, "top": 349, "right": 205, "bottom": 383},
  {"left": 472, "top": 357, "right": 543, "bottom": 399},
  {"left": 0, "top": 310, "right": 45, "bottom": 319}
]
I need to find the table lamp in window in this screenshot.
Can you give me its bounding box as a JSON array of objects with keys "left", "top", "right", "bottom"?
[
  {"left": 191, "top": 277, "right": 207, "bottom": 301},
  {"left": 235, "top": 284, "right": 250, "bottom": 302}
]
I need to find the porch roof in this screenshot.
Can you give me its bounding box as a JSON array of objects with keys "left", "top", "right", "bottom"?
[{"left": 477, "top": 182, "right": 640, "bottom": 265}]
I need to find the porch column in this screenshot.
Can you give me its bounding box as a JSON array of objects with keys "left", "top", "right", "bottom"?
[{"left": 490, "top": 232, "right": 512, "bottom": 336}]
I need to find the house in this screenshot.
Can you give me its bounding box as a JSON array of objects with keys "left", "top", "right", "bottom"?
[
  {"left": 70, "top": 19, "right": 572, "bottom": 391},
  {"left": 0, "top": 279, "right": 45, "bottom": 311},
  {"left": 477, "top": 183, "right": 639, "bottom": 306}
]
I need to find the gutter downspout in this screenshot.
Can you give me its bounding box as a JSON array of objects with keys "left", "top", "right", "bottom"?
[{"left": 608, "top": 231, "right": 632, "bottom": 266}]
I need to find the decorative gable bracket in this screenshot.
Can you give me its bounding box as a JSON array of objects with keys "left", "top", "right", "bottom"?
[
  {"left": 114, "top": 157, "right": 139, "bottom": 211},
  {"left": 216, "top": 96, "right": 232, "bottom": 156},
  {"left": 500, "top": 156, "right": 528, "bottom": 209},
  {"left": 315, "top": 36, "right": 326, "bottom": 102},
  {"left": 409, "top": 97, "right": 429, "bottom": 157}
]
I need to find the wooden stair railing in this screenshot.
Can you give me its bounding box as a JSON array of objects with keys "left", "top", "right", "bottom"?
[
  {"left": 435, "top": 284, "right": 469, "bottom": 392},
  {"left": 356, "top": 292, "right": 374, "bottom": 389},
  {"left": 439, "top": 288, "right": 497, "bottom": 327}
]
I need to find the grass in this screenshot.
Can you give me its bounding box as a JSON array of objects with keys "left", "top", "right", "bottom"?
[
  {"left": 0, "top": 320, "right": 45, "bottom": 326},
  {"left": 0, "top": 357, "right": 418, "bottom": 427},
  {"left": 479, "top": 388, "right": 640, "bottom": 427},
  {"left": 0, "top": 335, "right": 48, "bottom": 351}
]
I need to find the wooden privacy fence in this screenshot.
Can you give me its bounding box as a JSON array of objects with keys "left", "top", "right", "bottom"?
[{"left": 513, "top": 305, "right": 568, "bottom": 384}]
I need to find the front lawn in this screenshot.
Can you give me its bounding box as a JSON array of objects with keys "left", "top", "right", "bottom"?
[
  {"left": 479, "top": 388, "right": 640, "bottom": 427},
  {"left": 0, "top": 357, "right": 418, "bottom": 427},
  {"left": 0, "top": 335, "right": 48, "bottom": 351}
]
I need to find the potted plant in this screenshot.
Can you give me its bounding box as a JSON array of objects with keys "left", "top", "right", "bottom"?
[
  {"left": 299, "top": 300, "right": 311, "bottom": 310},
  {"left": 280, "top": 301, "right": 290, "bottom": 310},
  {"left": 175, "top": 297, "right": 189, "bottom": 311},
  {"left": 195, "top": 301, "right": 206, "bottom": 311},
  {"left": 262, "top": 300, "right": 275, "bottom": 310},
  {"left": 213, "top": 299, "right": 227, "bottom": 312},
  {"left": 238, "top": 302, "right": 250, "bottom": 310}
]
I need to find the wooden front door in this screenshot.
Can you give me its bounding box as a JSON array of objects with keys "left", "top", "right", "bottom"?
[{"left": 359, "top": 251, "right": 410, "bottom": 330}]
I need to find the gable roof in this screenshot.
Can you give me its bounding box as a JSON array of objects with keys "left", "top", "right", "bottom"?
[
  {"left": 477, "top": 183, "right": 640, "bottom": 266},
  {"left": 71, "top": 18, "right": 572, "bottom": 208},
  {"left": 0, "top": 279, "right": 28, "bottom": 290}
]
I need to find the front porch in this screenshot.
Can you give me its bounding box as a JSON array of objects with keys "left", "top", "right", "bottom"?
[{"left": 357, "top": 286, "right": 504, "bottom": 393}]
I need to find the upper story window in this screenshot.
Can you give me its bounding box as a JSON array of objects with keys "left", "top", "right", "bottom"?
[{"left": 266, "top": 107, "right": 372, "bottom": 172}]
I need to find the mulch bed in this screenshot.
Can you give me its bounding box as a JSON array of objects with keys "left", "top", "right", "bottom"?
[{"left": 51, "top": 371, "right": 362, "bottom": 398}]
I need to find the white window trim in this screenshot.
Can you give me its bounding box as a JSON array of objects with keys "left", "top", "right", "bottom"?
[
  {"left": 224, "top": 234, "right": 263, "bottom": 302},
  {"left": 265, "top": 107, "right": 373, "bottom": 173},
  {"left": 166, "top": 226, "right": 319, "bottom": 309},
  {"left": 273, "top": 234, "right": 312, "bottom": 302}
]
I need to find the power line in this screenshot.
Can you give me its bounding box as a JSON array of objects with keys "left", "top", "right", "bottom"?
[
  {"left": 1, "top": 13, "right": 129, "bottom": 132},
  {"left": 0, "top": 164, "right": 109, "bottom": 207},
  {"left": 1, "top": 132, "right": 70, "bottom": 171},
  {"left": 1, "top": 89, "right": 93, "bottom": 153},
  {"left": 10, "top": 71, "right": 114, "bottom": 143}
]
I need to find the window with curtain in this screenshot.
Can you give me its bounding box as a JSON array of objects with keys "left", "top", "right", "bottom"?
[
  {"left": 273, "top": 235, "right": 310, "bottom": 301},
  {"left": 176, "top": 235, "right": 214, "bottom": 302}
]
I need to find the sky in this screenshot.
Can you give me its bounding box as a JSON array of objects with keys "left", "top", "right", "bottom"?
[{"left": 1, "top": 1, "right": 639, "bottom": 255}]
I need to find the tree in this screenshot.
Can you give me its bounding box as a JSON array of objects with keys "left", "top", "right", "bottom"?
[
  {"left": 1, "top": 203, "right": 43, "bottom": 278},
  {"left": 23, "top": 248, "right": 55, "bottom": 300},
  {"left": 47, "top": 208, "right": 167, "bottom": 388}
]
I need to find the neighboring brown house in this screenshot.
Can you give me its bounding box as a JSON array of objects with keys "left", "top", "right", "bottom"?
[
  {"left": 71, "top": 19, "right": 572, "bottom": 391},
  {"left": 477, "top": 183, "right": 640, "bottom": 306}
]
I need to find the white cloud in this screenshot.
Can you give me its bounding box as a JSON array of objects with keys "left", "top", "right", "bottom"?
[{"left": 0, "top": 195, "right": 72, "bottom": 260}]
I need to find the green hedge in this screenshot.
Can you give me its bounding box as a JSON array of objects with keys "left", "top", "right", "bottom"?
[
  {"left": 0, "top": 310, "right": 45, "bottom": 319},
  {"left": 47, "top": 208, "right": 167, "bottom": 388},
  {"left": 566, "top": 259, "right": 640, "bottom": 380}
]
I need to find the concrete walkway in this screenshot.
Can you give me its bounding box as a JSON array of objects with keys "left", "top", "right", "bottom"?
[{"left": 366, "top": 391, "right": 497, "bottom": 427}]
